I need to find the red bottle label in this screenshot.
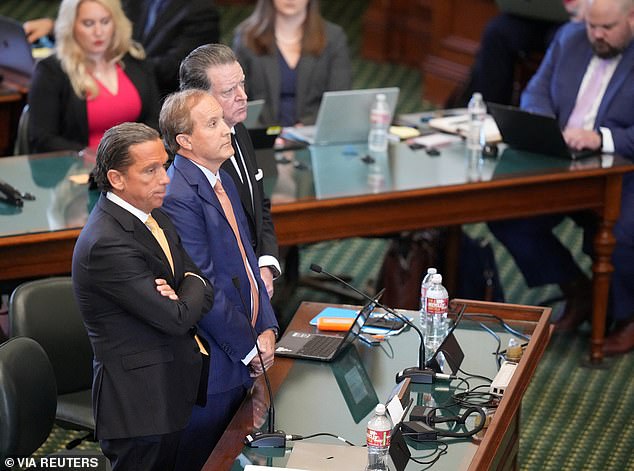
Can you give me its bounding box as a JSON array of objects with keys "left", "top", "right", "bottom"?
[
  {"left": 367, "top": 427, "right": 391, "bottom": 447},
  {"left": 426, "top": 297, "right": 448, "bottom": 315}
]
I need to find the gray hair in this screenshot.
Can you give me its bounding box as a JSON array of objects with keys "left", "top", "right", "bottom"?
[{"left": 179, "top": 43, "right": 238, "bottom": 92}]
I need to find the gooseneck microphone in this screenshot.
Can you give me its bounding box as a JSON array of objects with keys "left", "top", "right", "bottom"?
[
  {"left": 232, "top": 277, "right": 289, "bottom": 448},
  {"left": 310, "top": 264, "right": 450, "bottom": 384}
]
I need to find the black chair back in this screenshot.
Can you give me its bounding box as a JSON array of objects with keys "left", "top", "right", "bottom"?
[
  {"left": 9, "top": 277, "right": 95, "bottom": 432},
  {"left": 0, "top": 337, "right": 56, "bottom": 460}
]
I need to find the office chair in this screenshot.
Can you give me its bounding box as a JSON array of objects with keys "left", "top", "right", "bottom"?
[
  {"left": 9, "top": 277, "right": 95, "bottom": 447},
  {"left": 13, "top": 104, "right": 29, "bottom": 156},
  {"left": 0, "top": 337, "right": 57, "bottom": 465}
]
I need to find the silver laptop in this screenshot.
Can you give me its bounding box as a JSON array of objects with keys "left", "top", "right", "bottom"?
[
  {"left": 243, "top": 99, "right": 264, "bottom": 129},
  {"left": 0, "top": 15, "right": 35, "bottom": 77},
  {"left": 283, "top": 87, "right": 400, "bottom": 145},
  {"left": 495, "top": 0, "right": 570, "bottom": 22}
]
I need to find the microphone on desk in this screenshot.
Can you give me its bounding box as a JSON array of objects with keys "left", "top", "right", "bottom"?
[
  {"left": 232, "top": 277, "right": 290, "bottom": 448},
  {"left": 309, "top": 264, "right": 450, "bottom": 384}
]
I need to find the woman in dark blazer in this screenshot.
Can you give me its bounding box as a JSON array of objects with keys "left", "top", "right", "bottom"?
[
  {"left": 232, "top": 0, "right": 351, "bottom": 127},
  {"left": 28, "top": 0, "right": 159, "bottom": 154}
]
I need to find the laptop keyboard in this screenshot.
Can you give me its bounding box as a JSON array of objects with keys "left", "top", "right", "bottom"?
[{"left": 298, "top": 335, "right": 342, "bottom": 357}]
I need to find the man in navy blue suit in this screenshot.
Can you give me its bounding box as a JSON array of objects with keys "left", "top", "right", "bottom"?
[
  {"left": 159, "top": 89, "right": 279, "bottom": 471},
  {"left": 489, "top": 0, "right": 634, "bottom": 355}
]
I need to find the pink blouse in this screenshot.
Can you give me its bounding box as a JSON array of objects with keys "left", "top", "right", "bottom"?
[{"left": 87, "top": 65, "right": 142, "bottom": 149}]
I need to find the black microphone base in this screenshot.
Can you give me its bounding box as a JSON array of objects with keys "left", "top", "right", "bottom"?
[
  {"left": 395, "top": 367, "right": 435, "bottom": 384},
  {"left": 243, "top": 431, "right": 287, "bottom": 448}
]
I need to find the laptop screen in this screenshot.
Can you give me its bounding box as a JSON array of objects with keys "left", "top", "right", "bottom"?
[
  {"left": 337, "top": 297, "right": 378, "bottom": 352},
  {"left": 0, "top": 15, "right": 35, "bottom": 77}
]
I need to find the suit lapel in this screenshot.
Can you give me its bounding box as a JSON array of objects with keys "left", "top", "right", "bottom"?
[
  {"left": 263, "top": 53, "right": 281, "bottom": 121},
  {"left": 227, "top": 134, "right": 254, "bottom": 218},
  {"left": 152, "top": 209, "right": 182, "bottom": 280},
  {"left": 142, "top": 0, "right": 182, "bottom": 51},
  {"left": 173, "top": 155, "right": 226, "bottom": 220},
  {"left": 296, "top": 55, "right": 316, "bottom": 120},
  {"left": 596, "top": 44, "right": 634, "bottom": 125},
  {"left": 559, "top": 47, "right": 594, "bottom": 126},
  {"left": 99, "top": 195, "right": 175, "bottom": 282},
  {"left": 234, "top": 125, "right": 262, "bottom": 237}
]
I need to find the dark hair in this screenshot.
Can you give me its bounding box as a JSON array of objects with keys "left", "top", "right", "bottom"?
[
  {"left": 179, "top": 43, "right": 238, "bottom": 92},
  {"left": 160, "top": 89, "right": 209, "bottom": 155},
  {"left": 236, "top": 0, "right": 325, "bottom": 56},
  {"left": 94, "top": 122, "right": 160, "bottom": 192}
]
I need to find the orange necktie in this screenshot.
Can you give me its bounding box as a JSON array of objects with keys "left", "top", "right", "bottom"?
[{"left": 214, "top": 179, "right": 259, "bottom": 326}]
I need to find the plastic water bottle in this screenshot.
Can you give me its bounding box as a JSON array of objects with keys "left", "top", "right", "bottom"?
[
  {"left": 419, "top": 267, "right": 438, "bottom": 326},
  {"left": 366, "top": 403, "right": 392, "bottom": 471},
  {"left": 467, "top": 92, "right": 487, "bottom": 151},
  {"left": 368, "top": 94, "right": 391, "bottom": 152},
  {"left": 423, "top": 274, "right": 449, "bottom": 362}
]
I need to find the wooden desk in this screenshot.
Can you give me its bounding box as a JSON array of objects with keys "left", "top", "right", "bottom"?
[
  {"left": 204, "top": 298, "right": 552, "bottom": 470},
  {"left": 0, "top": 144, "right": 631, "bottom": 362}
]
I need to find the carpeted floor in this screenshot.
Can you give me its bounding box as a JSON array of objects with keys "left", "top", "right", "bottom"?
[{"left": 2, "top": 1, "right": 632, "bottom": 469}]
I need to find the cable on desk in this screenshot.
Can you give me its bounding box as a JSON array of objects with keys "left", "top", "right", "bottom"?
[
  {"left": 477, "top": 321, "right": 503, "bottom": 367},
  {"left": 464, "top": 312, "right": 531, "bottom": 341},
  {"left": 452, "top": 390, "right": 501, "bottom": 409},
  {"left": 291, "top": 432, "right": 356, "bottom": 446},
  {"left": 407, "top": 441, "right": 448, "bottom": 469},
  {"left": 440, "top": 349, "right": 492, "bottom": 385}
]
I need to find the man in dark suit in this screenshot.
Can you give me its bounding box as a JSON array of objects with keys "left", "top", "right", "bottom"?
[
  {"left": 72, "top": 122, "right": 214, "bottom": 470},
  {"left": 24, "top": 0, "right": 220, "bottom": 97},
  {"left": 488, "top": 0, "right": 634, "bottom": 355},
  {"left": 179, "top": 44, "right": 281, "bottom": 298},
  {"left": 160, "top": 89, "right": 279, "bottom": 471}
]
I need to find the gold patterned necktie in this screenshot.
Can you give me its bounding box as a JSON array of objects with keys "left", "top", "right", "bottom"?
[
  {"left": 146, "top": 215, "right": 174, "bottom": 275},
  {"left": 214, "top": 179, "right": 259, "bottom": 326}
]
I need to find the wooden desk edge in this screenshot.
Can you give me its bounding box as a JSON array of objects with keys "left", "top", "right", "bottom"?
[
  {"left": 204, "top": 300, "right": 552, "bottom": 471},
  {"left": 462, "top": 300, "right": 553, "bottom": 471}
]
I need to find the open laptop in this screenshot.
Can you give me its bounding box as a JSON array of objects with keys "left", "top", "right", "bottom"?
[
  {"left": 487, "top": 102, "right": 600, "bottom": 160},
  {"left": 243, "top": 99, "right": 264, "bottom": 129},
  {"left": 0, "top": 15, "right": 35, "bottom": 77},
  {"left": 495, "top": 0, "right": 570, "bottom": 22},
  {"left": 282, "top": 87, "right": 400, "bottom": 145},
  {"left": 274, "top": 297, "right": 379, "bottom": 361}
]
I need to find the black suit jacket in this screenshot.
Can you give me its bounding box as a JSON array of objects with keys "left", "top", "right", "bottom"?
[
  {"left": 71, "top": 194, "right": 214, "bottom": 440},
  {"left": 28, "top": 54, "right": 159, "bottom": 153},
  {"left": 221, "top": 123, "right": 279, "bottom": 264},
  {"left": 125, "top": 0, "right": 220, "bottom": 97}
]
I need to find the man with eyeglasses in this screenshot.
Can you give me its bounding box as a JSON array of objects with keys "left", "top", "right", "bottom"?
[
  {"left": 179, "top": 44, "right": 281, "bottom": 300},
  {"left": 488, "top": 0, "right": 634, "bottom": 355}
]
